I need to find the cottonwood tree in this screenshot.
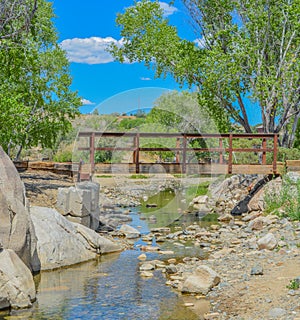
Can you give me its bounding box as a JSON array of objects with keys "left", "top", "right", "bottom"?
[
  {"left": 0, "top": 0, "right": 37, "bottom": 40},
  {"left": 0, "top": 0, "right": 81, "bottom": 159},
  {"left": 110, "top": 0, "right": 300, "bottom": 147}
]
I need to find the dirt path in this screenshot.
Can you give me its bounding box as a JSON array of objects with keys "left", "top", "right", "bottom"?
[{"left": 20, "top": 170, "right": 74, "bottom": 208}]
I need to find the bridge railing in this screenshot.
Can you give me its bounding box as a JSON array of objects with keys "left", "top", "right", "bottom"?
[{"left": 76, "top": 132, "right": 279, "bottom": 176}]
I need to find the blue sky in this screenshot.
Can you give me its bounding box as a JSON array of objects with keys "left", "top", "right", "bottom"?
[
  {"left": 51, "top": 0, "right": 195, "bottom": 114},
  {"left": 51, "top": 0, "right": 261, "bottom": 124}
]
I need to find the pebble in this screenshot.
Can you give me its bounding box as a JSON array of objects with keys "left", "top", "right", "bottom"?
[{"left": 268, "top": 307, "right": 287, "bottom": 318}]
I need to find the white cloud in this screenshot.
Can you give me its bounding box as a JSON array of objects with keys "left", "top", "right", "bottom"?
[
  {"left": 60, "top": 37, "right": 124, "bottom": 64},
  {"left": 158, "top": 1, "right": 178, "bottom": 17},
  {"left": 81, "top": 98, "right": 95, "bottom": 105},
  {"left": 140, "top": 77, "right": 152, "bottom": 81}
]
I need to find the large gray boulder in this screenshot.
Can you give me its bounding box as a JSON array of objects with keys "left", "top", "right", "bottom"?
[
  {"left": 56, "top": 182, "right": 100, "bottom": 230},
  {"left": 0, "top": 249, "right": 36, "bottom": 310},
  {"left": 0, "top": 147, "right": 38, "bottom": 272},
  {"left": 31, "top": 206, "right": 123, "bottom": 270}
]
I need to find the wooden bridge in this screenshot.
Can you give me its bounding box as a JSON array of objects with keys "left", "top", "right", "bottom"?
[{"left": 76, "top": 132, "right": 286, "bottom": 178}]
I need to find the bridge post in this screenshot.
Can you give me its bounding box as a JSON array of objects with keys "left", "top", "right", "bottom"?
[
  {"left": 182, "top": 135, "right": 187, "bottom": 174},
  {"left": 134, "top": 133, "right": 140, "bottom": 173},
  {"left": 273, "top": 134, "right": 278, "bottom": 174},
  {"left": 228, "top": 134, "right": 233, "bottom": 174},
  {"left": 90, "top": 132, "right": 95, "bottom": 173},
  {"left": 219, "top": 138, "right": 223, "bottom": 164},
  {"left": 262, "top": 137, "right": 267, "bottom": 164}
]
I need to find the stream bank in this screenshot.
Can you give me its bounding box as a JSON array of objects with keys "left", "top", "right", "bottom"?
[{"left": 16, "top": 171, "right": 300, "bottom": 319}]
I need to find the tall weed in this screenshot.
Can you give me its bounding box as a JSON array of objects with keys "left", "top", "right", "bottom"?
[{"left": 265, "top": 175, "right": 300, "bottom": 220}]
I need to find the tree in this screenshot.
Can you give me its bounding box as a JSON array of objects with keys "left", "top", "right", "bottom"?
[
  {"left": 0, "top": 0, "right": 81, "bottom": 159},
  {"left": 110, "top": 0, "right": 300, "bottom": 147},
  {"left": 147, "top": 90, "right": 229, "bottom": 133},
  {"left": 0, "top": 0, "right": 38, "bottom": 40}
]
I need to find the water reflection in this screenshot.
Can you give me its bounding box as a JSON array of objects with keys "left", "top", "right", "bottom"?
[
  {"left": 2, "top": 251, "right": 209, "bottom": 320},
  {"left": 1, "top": 190, "right": 212, "bottom": 320}
]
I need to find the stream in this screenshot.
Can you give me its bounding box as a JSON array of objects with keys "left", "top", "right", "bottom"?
[{"left": 1, "top": 191, "right": 213, "bottom": 320}]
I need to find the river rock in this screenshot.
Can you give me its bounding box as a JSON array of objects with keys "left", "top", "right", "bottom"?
[
  {"left": 119, "top": 224, "right": 141, "bottom": 239},
  {"left": 268, "top": 307, "right": 287, "bottom": 318},
  {"left": 0, "top": 147, "right": 38, "bottom": 272},
  {"left": 191, "top": 195, "right": 211, "bottom": 212},
  {"left": 30, "top": 206, "right": 122, "bottom": 270},
  {"left": 0, "top": 249, "right": 36, "bottom": 310},
  {"left": 180, "top": 265, "right": 220, "bottom": 295},
  {"left": 257, "top": 233, "right": 277, "bottom": 250}
]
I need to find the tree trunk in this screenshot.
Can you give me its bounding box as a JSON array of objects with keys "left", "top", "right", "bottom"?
[
  {"left": 287, "top": 112, "right": 300, "bottom": 148},
  {"left": 14, "top": 145, "right": 23, "bottom": 161}
]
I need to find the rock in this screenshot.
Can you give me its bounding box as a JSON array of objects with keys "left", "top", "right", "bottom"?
[
  {"left": 140, "top": 271, "right": 154, "bottom": 277},
  {"left": 0, "top": 147, "right": 38, "bottom": 272},
  {"left": 286, "top": 171, "right": 300, "bottom": 182},
  {"left": 74, "top": 223, "right": 122, "bottom": 254},
  {"left": 257, "top": 233, "right": 277, "bottom": 250},
  {"left": 268, "top": 307, "right": 287, "bottom": 318},
  {"left": 218, "top": 213, "right": 233, "bottom": 222},
  {"left": 192, "top": 195, "right": 211, "bottom": 212},
  {"left": 181, "top": 265, "right": 220, "bottom": 295},
  {"left": 138, "top": 253, "right": 147, "bottom": 261},
  {"left": 119, "top": 224, "right": 141, "bottom": 239},
  {"left": 250, "top": 264, "right": 264, "bottom": 275},
  {"left": 140, "top": 263, "right": 154, "bottom": 271},
  {"left": 165, "top": 264, "right": 178, "bottom": 274},
  {"left": 56, "top": 182, "right": 101, "bottom": 230},
  {"left": 146, "top": 203, "right": 157, "bottom": 208},
  {"left": 248, "top": 217, "right": 265, "bottom": 230},
  {"left": 0, "top": 249, "right": 35, "bottom": 310},
  {"left": 30, "top": 206, "right": 122, "bottom": 270}
]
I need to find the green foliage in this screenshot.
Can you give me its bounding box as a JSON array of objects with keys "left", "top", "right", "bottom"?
[
  {"left": 0, "top": 0, "right": 81, "bottom": 158},
  {"left": 185, "top": 181, "right": 210, "bottom": 201},
  {"left": 118, "top": 117, "right": 146, "bottom": 130},
  {"left": 294, "top": 121, "right": 300, "bottom": 149},
  {"left": 53, "top": 144, "right": 73, "bottom": 162},
  {"left": 287, "top": 279, "right": 300, "bottom": 290},
  {"left": 264, "top": 176, "right": 300, "bottom": 221},
  {"left": 111, "top": 0, "right": 300, "bottom": 146},
  {"left": 276, "top": 148, "right": 300, "bottom": 162},
  {"left": 129, "top": 174, "right": 149, "bottom": 179}
]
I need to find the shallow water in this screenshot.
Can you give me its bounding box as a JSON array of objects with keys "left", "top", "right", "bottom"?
[{"left": 1, "top": 193, "right": 212, "bottom": 320}]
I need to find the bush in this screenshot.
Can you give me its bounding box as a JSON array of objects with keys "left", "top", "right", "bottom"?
[
  {"left": 264, "top": 175, "right": 300, "bottom": 220},
  {"left": 53, "top": 144, "right": 73, "bottom": 162}
]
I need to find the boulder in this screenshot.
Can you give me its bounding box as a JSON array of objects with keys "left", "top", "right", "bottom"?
[
  {"left": 181, "top": 265, "right": 220, "bottom": 295},
  {"left": 0, "top": 147, "right": 38, "bottom": 272},
  {"left": 74, "top": 223, "right": 122, "bottom": 254},
  {"left": 0, "top": 249, "right": 35, "bottom": 310},
  {"left": 56, "top": 182, "right": 101, "bottom": 230},
  {"left": 257, "top": 233, "right": 277, "bottom": 250},
  {"left": 119, "top": 224, "right": 141, "bottom": 239},
  {"left": 191, "top": 195, "right": 211, "bottom": 213},
  {"left": 30, "top": 206, "right": 123, "bottom": 270}
]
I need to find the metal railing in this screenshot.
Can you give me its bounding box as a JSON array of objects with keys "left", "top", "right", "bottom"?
[{"left": 77, "top": 132, "right": 279, "bottom": 175}]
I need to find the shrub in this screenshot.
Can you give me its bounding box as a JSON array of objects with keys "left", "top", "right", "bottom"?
[
  {"left": 53, "top": 144, "right": 73, "bottom": 162},
  {"left": 264, "top": 175, "right": 300, "bottom": 220}
]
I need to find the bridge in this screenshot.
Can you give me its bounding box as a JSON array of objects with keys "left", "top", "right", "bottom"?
[{"left": 75, "top": 132, "right": 287, "bottom": 180}]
